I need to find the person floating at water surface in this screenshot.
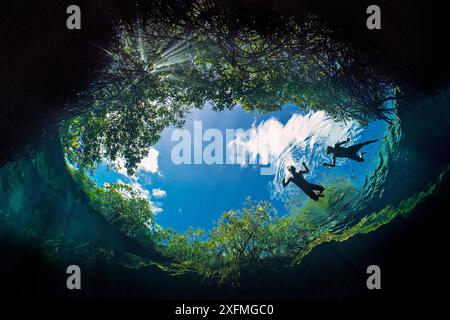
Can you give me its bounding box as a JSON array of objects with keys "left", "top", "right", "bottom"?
[
  {"left": 282, "top": 162, "right": 325, "bottom": 201},
  {"left": 323, "top": 138, "right": 378, "bottom": 167}
]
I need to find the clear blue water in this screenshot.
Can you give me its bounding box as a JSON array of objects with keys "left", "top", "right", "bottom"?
[{"left": 93, "top": 104, "right": 388, "bottom": 232}]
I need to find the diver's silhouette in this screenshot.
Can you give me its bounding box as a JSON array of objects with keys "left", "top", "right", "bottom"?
[
  {"left": 323, "top": 138, "right": 378, "bottom": 167},
  {"left": 282, "top": 162, "right": 324, "bottom": 201}
]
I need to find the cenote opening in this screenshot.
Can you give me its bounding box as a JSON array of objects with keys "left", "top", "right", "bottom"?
[{"left": 88, "top": 103, "right": 390, "bottom": 234}]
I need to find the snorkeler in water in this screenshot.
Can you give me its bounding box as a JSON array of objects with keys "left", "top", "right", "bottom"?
[
  {"left": 323, "top": 138, "right": 378, "bottom": 167},
  {"left": 282, "top": 162, "right": 325, "bottom": 201}
]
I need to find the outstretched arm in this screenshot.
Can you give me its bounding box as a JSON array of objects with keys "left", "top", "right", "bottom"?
[
  {"left": 282, "top": 177, "right": 291, "bottom": 187},
  {"left": 323, "top": 155, "right": 336, "bottom": 167},
  {"left": 335, "top": 138, "right": 350, "bottom": 147},
  {"left": 301, "top": 161, "right": 309, "bottom": 173}
]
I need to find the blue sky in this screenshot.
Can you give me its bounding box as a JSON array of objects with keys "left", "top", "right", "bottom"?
[{"left": 94, "top": 104, "right": 386, "bottom": 232}]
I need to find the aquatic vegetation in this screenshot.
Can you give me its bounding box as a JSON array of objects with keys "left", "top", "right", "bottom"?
[
  {"left": 69, "top": 168, "right": 156, "bottom": 241},
  {"left": 147, "top": 164, "right": 449, "bottom": 283},
  {"left": 63, "top": 164, "right": 368, "bottom": 283},
  {"left": 290, "top": 177, "right": 362, "bottom": 234},
  {"left": 63, "top": 158, "right": 446, "bottom": 285},
  {"left": 66, "top": 168, "right": 308, "bottom": 282},
  {"left": 0, "top": 135, "right": 170, "bottom": 271},
  {"left": 153, "top": 200, "right": 305, "bottom": 282},
  {"left": 290, "top": 164, "right": 450, "bottom": 265}
]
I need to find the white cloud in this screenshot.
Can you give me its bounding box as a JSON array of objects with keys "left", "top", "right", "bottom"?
[
  {"left": 138, "top": 147, "right": 159, "bottom": 174},
  {"left": 152, "top": 188, "right": 167, "bottom": 198},
  {"left": 150, "top": 206, "right": 163, "bottom": 214},
  {"left": 113, "top": 147, "right": 160, "bottom": 178}
]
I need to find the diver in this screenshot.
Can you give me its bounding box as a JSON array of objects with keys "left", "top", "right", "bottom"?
[
  {"left": 323, "top": 138, "right": 378, "bottom": 167},
  {"left": 282, "top": 162, "right": 325, "bottom": 201}
]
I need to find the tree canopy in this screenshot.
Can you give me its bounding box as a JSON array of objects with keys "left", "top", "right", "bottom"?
[{"left": 61, "top": 9, "right": 396, "bottom": 175}]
